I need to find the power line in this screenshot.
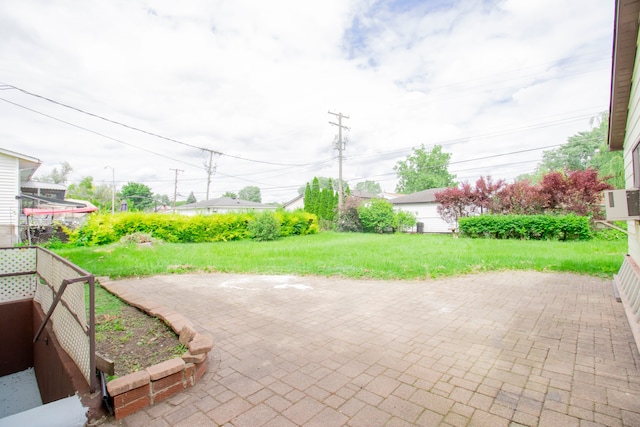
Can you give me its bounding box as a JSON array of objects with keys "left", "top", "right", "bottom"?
[{"left": 0, "top": 83, "right": 321, "bottom": 167}]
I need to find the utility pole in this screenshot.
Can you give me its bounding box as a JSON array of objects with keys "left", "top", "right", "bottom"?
[
  {"left": 203, "top": 149, "right": 221, "bottom": 201},
  {"left": 328, "top": 111, "right": 349, "bottom": 214},
  {"left": 169, "top": 168, "right": 183, "bottom": 212}
]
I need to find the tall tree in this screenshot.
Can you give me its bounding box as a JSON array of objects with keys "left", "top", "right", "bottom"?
[
  {"left": 67, "top": 176, "right": 95, "bottom": 200},
  {"left": 186, "top": 191, "right": 197, "bottom": 204},
  {"left": 238, "top": 186, "right": 261, "bottom": 203},
  {"left": 121, "top": 182, "right": 153, "bottom": 211},
  {"left": 537, "top": 112, "right": 623, "bottom": 188},
  {"left": 35, "top": 161, "right": 73, "bottom": 184},
  {"left": 222, "top": 191, "right": 237, "bottom": 199},
  {"left": 355, "top": 180, "right": 382, "bottom": 195},
  {"left": 473, "top": 176, "right": 505, "bottom": 214},
  {"left": 394, "top": 145, "right": 456, "bottom": 193}
]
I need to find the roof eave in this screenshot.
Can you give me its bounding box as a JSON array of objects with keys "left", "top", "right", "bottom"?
[{"left": 608, "top": 0, "right": 640, "bottom": 151}]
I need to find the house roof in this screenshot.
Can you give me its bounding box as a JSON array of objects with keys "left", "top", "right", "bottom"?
[
  {"left": 22, "top": 180, "right": 67, "bottom": 191},
  {"left": 608, "top": 0, "right": 640, "bottom": 151},
  {"left": 350, "top": 190, "right": 378, "bottom": 199},
  {"left": 176, "top": 197, "right": 271, "bottom": 209},
  {"left": 389, "top": 188, "right": 447, "bottom": 204},
  {"left": 0, "top": 148, "right": 41, "bottom": 182},
  {"left": 283, "top": 194, "right": 303, "bottom": 207}
]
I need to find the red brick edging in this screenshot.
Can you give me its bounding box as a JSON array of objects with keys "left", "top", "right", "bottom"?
[{"left": 97, "top": 277, "right": 213, "bottom": 420}]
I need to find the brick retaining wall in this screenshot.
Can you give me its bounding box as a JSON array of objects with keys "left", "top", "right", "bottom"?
[{"left": 98, "top": 277, "right": 213, "bottom": 420}]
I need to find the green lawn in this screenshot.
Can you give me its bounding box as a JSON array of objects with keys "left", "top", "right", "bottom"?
[{"left": 57, "top": 232, "right": 626, "bottom": 280}]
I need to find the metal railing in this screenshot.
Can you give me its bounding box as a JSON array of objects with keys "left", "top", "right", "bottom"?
[{"left": 0, "top": 247, "right": 96, "bottom": 392}]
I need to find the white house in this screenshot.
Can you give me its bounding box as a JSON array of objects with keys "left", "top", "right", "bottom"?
[
  {"left": 174, "top": 197, "right": 277, "bottom": 216},
  {"left": 607, "top": 0, "right": 640, "bottom": 351},
  {"left": 282, "top": 194, "right": 304, "bottom": 211},
  {"left": 390, "top": 188, "right": 450, "bottom": 233},
  {"left": 0, "top": 148, "right": 41, "bottom": 246}
]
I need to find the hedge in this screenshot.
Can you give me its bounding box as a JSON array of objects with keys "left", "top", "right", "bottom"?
[
  {"left": 70, "top": 210, "right": 318, "bottom": 246},
  {"left": 458, "top": 214, "right": 592, "bottom": 240}
]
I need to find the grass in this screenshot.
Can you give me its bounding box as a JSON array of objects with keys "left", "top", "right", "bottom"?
[{"left": 59, "top": 232, "right": 627, "bottom": 280}]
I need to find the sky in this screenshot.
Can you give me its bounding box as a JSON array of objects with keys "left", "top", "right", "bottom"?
[{"left": 0, "top": 0, "right": 615, "bottom": 204}]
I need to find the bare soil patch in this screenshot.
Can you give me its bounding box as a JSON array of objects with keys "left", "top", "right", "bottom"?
[{"left": 95, "top": 304, "right": 185, "bottom": 378}]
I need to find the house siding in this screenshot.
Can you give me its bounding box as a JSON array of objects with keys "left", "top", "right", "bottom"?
[
  {"left": 394, "top": 203, "right": 450, "bottom": 233},
  {"left": 624, "top": 29, "right": 640, "bottom": 263},
  {"left": 0, "top": 153, "right": 20, "bottom": 246}
]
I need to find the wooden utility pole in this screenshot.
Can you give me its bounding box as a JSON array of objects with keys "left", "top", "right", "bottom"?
[
  {"left": 203, "top": 149, "right": 221, "bottom": 200},
  {"left": 169, "top": 168, "right": 183, "bottom": 212},
  {"left": 328, "top": 111, "right": 349, "bottom": 213}
]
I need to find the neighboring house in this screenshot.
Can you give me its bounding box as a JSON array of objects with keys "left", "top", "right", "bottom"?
[
  {"left": 283, "top": 194, "right": 304, "bottom": 211},
  {"left": 607, "top": 0, "right": 640, "bottom": 351},
  {"left": 0, "top": 148, "right": 41, "bottom": 246},
  {"left": 174, "top": 197, "right": 277, "bottom": 216},
  {"left": 390, "top": 188, "right": 451, "bottom": 233},
  {"left": 350, "top": 190, "right": 378, "bottom": 200},
  {"left": 21, "top": 180, "right": 67, "bottom": 201}
]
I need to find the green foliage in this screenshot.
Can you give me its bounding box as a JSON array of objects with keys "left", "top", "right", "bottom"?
[
  {"left": 186, "top": 191, "right": 197, "bottom": 204},
  {"left": 537, "top": 112, "right": 624, "bottom": 189},
  {"left": 70, "top": 211, "right": 318, "bottom": 246},
  {"left": 394, "top": 144, "right": 456, "bottom": 193},
  {"left": 357, "top": 198, "right": 396, "bottom": 233},
  {"left": 222, "top": 191, "right": 237, "bottom": 199},
  {"left": 394, "top": 210, "right": 417, "bottom": 232},
  {"left": 304, "top": 176, "right": 338, "bottom": 221},
  {"left": 355, "top": 180, "right": 382, "bottom": 195},
  {"left": 248, "top": 212, "right": 281, "bottom": 241},
  {"left": 34, "top": 161, "right": 73, "bottom": 184},
  {"left": 121, "top": 182, "right": 154, "bottom": 211},
  {"left": 275, "top": 210, "right": 320, "bottom": 236},
  {"left": 458, "top": 214, "right": 592, "bottom": 241},
  {"left": 238, "top": 186, "right": 261, "bottom": 203}
]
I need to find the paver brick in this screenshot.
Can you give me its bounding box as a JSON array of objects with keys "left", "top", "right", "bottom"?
[{"left": 101, "top": 271, "right": 640, "bottom": 427}]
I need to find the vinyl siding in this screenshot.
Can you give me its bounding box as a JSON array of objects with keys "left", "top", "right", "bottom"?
[
  {"left": 393, "top": 202, "right": 450, "bottom": 233},
  {"left": 624, "top": 29, "right": 640, "bottom": 263},
  {"left": 0, "top": 153, "right": 20, "bottom": 245}
]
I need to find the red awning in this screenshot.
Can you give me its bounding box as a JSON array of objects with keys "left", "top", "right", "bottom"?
[{"left": 23, "top": 206, "right": 98, "bottom": 216}]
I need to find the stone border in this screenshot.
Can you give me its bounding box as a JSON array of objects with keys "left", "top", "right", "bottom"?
[{"left": 97, "top": 277, "right": 213, "bottom": 420}]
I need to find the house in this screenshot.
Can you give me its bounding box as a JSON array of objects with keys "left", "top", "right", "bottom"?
[
  {"left": 390, "top": 188, "right": 451, "bottom": 233},
  {"left": 607, "top": 0, "right": 640, "bottom": 351},
  {"left": 174, "top": 197, "right": 277, "bottom": 216},
  {"left": 283, "top": 194, "right": 304, "bottom": 211},
  {"left": 0, "top": 148, "right": 41, "bottom": 246}
]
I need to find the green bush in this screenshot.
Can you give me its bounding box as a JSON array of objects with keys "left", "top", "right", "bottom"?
[
  {"left": 458, "top": 214, "right": 592, "bottom": 240},
  {"left": 358, "top": 199, "right": 396, "bottom": 233},
  {"left": 248, "top": 212, "right": 281, "bottom": 241},
  {"left": 70, "top": 211, "right": 319, "bottom": 246},
  {"left": 394, "top": 210, "right": 417, "bottom": 232}
]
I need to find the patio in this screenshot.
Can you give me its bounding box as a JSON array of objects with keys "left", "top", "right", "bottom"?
[{"left": 100, "top": 271, "right": 640, "bottom": 426}]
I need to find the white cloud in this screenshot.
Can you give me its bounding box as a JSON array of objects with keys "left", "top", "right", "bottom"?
[{"left": 0, "top": 0, "right": 615, "bottom": 202}]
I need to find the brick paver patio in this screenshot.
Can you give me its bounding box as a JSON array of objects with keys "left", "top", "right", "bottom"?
[{"left": 101, "top": 271, "right": 640, "bottom": 426}]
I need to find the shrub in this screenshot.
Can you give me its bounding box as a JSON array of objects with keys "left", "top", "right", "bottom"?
[
  {"left": 458, "top": 214, "right": 592, "bottom": 240},
  {"left": 248, "top": 212, "right": 281, "bottom": 241},
  {"left": 358, "top": 199, "right": 395, "bottom": 233},
  {"left": 337, "top": 196, "right": 363, "bottom": 232},
  {"left": 71, "top": 211, "right": 318, "bottom": 246},
  {"left": 394, "top": 210, "right": 417, "bottom": 232}
]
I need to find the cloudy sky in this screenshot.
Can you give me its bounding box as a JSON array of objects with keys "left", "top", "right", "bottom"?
[{"left": 0, "top": 0, "right": 615, "bottom": 203}]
